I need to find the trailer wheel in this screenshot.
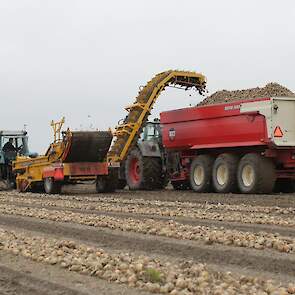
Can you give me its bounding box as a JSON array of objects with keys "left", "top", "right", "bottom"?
[
  {"left": 171, "top": 180, "right": 191, "bottom": 190},
  {"left": 44, "top": 177, "right": 62, "bottom": 194},
  {"left": 96, "top": 177, "right": 108, "bottom": 193},
  {"left": 125, "top": 148, "right": 165, "bottom": 190},
  {"left": 190, "top": 155, "right": 214, "bottom": 193},
  {"left": 96, "top": 168, "right": 118, "bottom": 193},
  {"left": 96, "top": 177, "right": 117, "bottom": 193},
  {"left": 237, "top": 154, "right": 276, "bottom": 194},
  {"left": 212, "top": 154, "right": 239, "bottom": 193}
]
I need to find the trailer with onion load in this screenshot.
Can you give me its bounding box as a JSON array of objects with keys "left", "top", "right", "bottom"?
[{"left": 160, "top": 97, "right": 295, "bottom": 194}]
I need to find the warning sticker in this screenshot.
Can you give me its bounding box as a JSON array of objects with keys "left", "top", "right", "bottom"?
[{"left": 169, "top": 128, "right": 176, "bottom": 141}]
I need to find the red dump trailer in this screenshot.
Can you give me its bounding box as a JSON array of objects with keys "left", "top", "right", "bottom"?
[{"left": 160, "top": 97, "right": 295, "bottom": 194}]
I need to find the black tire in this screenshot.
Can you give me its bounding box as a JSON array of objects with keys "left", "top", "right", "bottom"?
[
  {"left": 144, "top": 157, "right": 167, "bottom": 190},
  {"left": 96, "top": 168, "right": 118, "bottom": 193},
  {"left": 274, "top": 179, "right": 295, "bottom": 193},
  {"left": 212, "top": 153, "right": 239, "bottom": 193},
  {"left": 171, "top": 180, "right": 191, "bottom": 190},
  {"left": 125, "top": 148, "right": 165, "bottom": 190},
  {"left": 237, "top": 153, "right": 276, "bottom": 194},
  {"left": 190, "top": 155, "right": 214, "bottom": 193},
  {"left": 44, "top": 178, "right": 62, "bottom": 194},
  {"left": 96, "top": 177, "right": 108, "bottom": 193},
  {"left": 96, "top": 177, "right": 116, "bottom": 193}
]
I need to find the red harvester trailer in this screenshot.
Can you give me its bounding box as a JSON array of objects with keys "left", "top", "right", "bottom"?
[{"left": 161, "top": 97, "right": 295, "bottom": 194}]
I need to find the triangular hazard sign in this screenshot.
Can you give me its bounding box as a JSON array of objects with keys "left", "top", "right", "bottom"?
[{"left": 274, "top": 126, "right": 283, "bottom": 137}]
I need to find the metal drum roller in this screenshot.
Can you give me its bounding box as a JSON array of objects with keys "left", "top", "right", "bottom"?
[{"left": 62, "top": 131, "right": 113, "bottom": 163}]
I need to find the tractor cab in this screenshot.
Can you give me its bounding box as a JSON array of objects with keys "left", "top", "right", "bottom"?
[
  {"left": 137, "top": 119, "right": 163, "bottom": 159},
  {"left": 139, "top": 119, "right": 162, "bottom": 143},
  {"left": 0, "top": 130, "right": 30, "bottom": 188},
  {"left": 0, "top": 131, "right": 29, "bottom": 162}
]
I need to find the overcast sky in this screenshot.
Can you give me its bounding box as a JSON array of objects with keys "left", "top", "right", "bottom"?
[{"left": 1, "top": 0, "right": 294, "bottom": 152}]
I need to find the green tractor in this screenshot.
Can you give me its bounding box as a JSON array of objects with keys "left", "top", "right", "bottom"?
[
  {"left": 0, "top": 131, "right": 31, "bottom": 189},
  {"left": 118, "top": 120, "right": 168, "bottom": 190}
]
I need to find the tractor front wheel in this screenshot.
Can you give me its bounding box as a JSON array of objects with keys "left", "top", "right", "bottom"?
[{"left": 125, "top": 148, "right": 166, "bottom": 190}]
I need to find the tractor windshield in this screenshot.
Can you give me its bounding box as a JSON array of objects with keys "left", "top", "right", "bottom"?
[
  {"left": 2, "top": 136, "right": 29, "bottom": 155},
  {"left": 140, "top": 123, "right": 160, "bottom": 141},
  {"left": 146, "top": 124, "right": 159, "bottom": 140}
]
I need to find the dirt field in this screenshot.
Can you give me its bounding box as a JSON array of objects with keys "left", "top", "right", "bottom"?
[{"left": 0, "top": 186, "right": 295, "bottom": 294}]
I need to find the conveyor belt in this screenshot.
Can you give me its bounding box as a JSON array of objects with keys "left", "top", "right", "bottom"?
[
  {"left": 107, "top": 70, "right": 207, "bottom": 162},
  {"left": 62, "top": 131, "right": 112, "bottom": 163}
]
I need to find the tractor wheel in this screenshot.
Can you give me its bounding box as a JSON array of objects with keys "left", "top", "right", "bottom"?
[
  {"left": 96, "top": 168, "right": 118, "bottom": 193},
  {"left": 44, "top": 178, "right": 62, "bottom": 194},
  {"left": 125, "top": 148, "right": 165, "bottom": 190},
  {"left": 125, "top": 149, "right": 144, "bottom": 190},
  {"left": 190, "top": 155, "right": 214, "bottom": 193},
  {"left": 212, "top": 153, "right": 239, "bottom": 193},
  {"left": 144, "top": 157, "right": 167, "bottom": 190},
  {"left": 237, "top": 153, "right": 276, "bottom": 194},
  {"left": 171, "top": 180, "right": 191, "bottom": 190}
]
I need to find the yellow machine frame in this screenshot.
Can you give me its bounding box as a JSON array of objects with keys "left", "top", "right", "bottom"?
[
  {"left": 13, "top": 118, "right": 110, "bottom": 192},
  {"left": 13, "top": 118, "right": 67, "bottom": 191}
]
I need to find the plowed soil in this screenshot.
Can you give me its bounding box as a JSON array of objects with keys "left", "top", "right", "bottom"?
[{"left": 1, "top": 187, "right": 295, "bottom": 294}]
